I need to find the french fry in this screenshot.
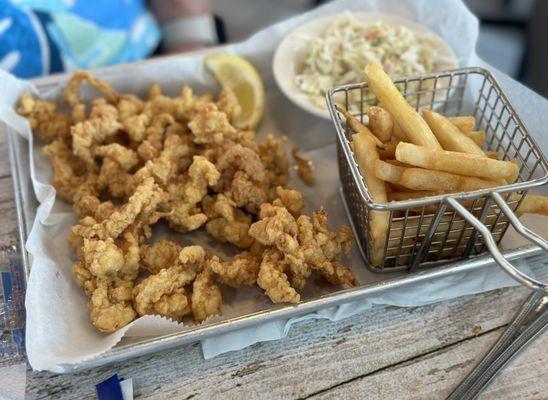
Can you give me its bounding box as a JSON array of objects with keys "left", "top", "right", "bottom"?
[
  {"left": 364, "top": 62, "right": 441, "bottom": 149},
  {"left": 388, "top": 191, "right": 444, "bottom": 202},
  {"left": 388, "top": 183, "right": 414, "bottom": 193},
  {"left": 391, "top": 117, "right": 408, "bottom": 141},
  {"left": 447, "top": 116, "right": 475, "bottom": 133},
  {"left": 385, "top": 159, "right": 410, "bottom": 167},
  {"left": 515, "top": 194, "right": 548, "bottom": 216},
  {"left": 336, "top": 105, "right": 386, "bottom": 148},
  {"left": 378, "top": 140, "right": 400, "bottom": 160},
  {"left": 485, "top": 151, "right": 500, "bottom": 159},
  {"left": 400, "top": 169, "right": 500, "bottom": 192},
  {"left": 508, "top": 159, "right": 520, "bottom": 183},
  {"left": 422, "top": 109, "right": 485, "bottom": 156},
  {"left": 374, "top": 159, "right": 501, "bottom": 192},
  {"left": 368, "top": 106, "right": 393, "bottom": 142},
  {"left": 375, "top": 159, "right": 405, "bottom": 182},
  {"left": 463, "top": 130, "right": 486, "bottom": 147},
  {"left": 395, "top": 142, "right": 518, "bottom": 181},
  {"left": 352, "top": 132, "right": 390, "bottom": 266}
]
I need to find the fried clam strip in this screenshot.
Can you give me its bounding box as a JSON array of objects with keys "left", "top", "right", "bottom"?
[
  {"left": 17, "top": 92, "right": 72, "bottom": 142},
  {"left": 248, "top": 203, "right": 299, "bottom": 253},
  {"left": 209, "top": 252, "right": 262, "bottom": 288},
  {"left": 72, "top": 174, "right": 102, "bottom": 219},
  {"left": 257, "top": 248, "right": 300, "bottom": 304},
  {"left": 192, "top": 262, "right": 222, "bottom": 322},
  {"left": 89, "top": 279, "right": 136, "bottom": 333},
  {"left": 188, "top": 103, "right": 237, "bottom": 145},
  {"left": 296, "top": 209, "right": 356, "bottom": 286},
  {"left": 43, "top": 139, "right": 87, "bottom": 202},
  {"left": 80, "top": 235, "right": 140, "bottom": 283},
  {"left": 216, "top": 88, "right": 242, "bottom": 123},
  {"left": 291, "top": 147, "right": 316, "bottom": 186},
  {"left": 249, "top": 204, "right": 356, "bottom": 302},
  {"left": 128, "top": 134, "right": 191, "bottom": 195},
  {"left": 71, "top": 99, "right": 122, "bottom": 169},
  {"left": 72, "top": 177, "right": 167, "bottom": 240},
  {"left": 63, "top": 71, "right": 120, "bottom": 122},
  {"left": 116, "top": 94, "right": 149, "bottom": 142},
  {"left": 133, "top": 245, "right": 207, "bottom": 321},
  {"left": 203, "top": 194, "right": 254, "bottom": 248},
  {"left": 95, "top": 143, "right": 140, "bottom": 198},
  {"left": 137, "top": 113, "right": 175, "bottom": 160},
  {"left": 140, "top": 239, "right": 182, "bottom": 274},
  {"left": 272, "top": 186, "right": 304, "bottom": 216},
  {"left": 167, "top": 156, "right": 221, "bottom": 232},
  {"left": 71, "top": 232, "right": 141, "bottom": 332},
  {"left": 216, "top": 143, "right": 268, "bottom": 213},
  {"left": 142, "top": 84, "right": 207, "bottom": 121},
  {"left": 259, "top": 135, "right": 290, "bottom": 187}
]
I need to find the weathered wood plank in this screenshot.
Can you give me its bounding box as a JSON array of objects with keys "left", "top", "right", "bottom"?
[
  {"left": 309, "top": 329, "right": 547, "bottom": 400},
  {"left": 0, "top": 137, "right": 15, "bottom": 179},
  {"left": 0, "top": 179, "right": 19, "bottom": 248},
  {"left": 0, "top": 133, "right": 19, "bottom": 247},
  {"left": 25, "top": 287, "right": 537, "bottom": 399}
]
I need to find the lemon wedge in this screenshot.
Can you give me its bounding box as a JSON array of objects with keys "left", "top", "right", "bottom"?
[{"left": 204, "top": 53, "right": 265, "bottom": 130}]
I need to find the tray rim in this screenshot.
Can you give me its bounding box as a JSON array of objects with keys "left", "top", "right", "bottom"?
[{"left": 4, "top": 59, "right": 543, "bottom": 373}]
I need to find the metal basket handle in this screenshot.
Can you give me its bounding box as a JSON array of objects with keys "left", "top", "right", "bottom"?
[{"left": 446, "top": 194, "right": 547, "bottom": 293}]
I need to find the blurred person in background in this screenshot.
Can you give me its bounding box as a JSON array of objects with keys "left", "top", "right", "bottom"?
[
  {"left": 0, "top": 0, "right": 314, "bottom": 79},
  {"left": 3, "top": 0, "right": 545, "bottom": 98}
]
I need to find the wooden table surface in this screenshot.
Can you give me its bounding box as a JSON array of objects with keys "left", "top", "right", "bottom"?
[{"left": 1, "top": 133, "right": 546, "bottom": 400}]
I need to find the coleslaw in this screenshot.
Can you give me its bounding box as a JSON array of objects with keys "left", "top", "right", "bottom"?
[{"left": 295, "top": 14, "right": 443, "bottom": 109}]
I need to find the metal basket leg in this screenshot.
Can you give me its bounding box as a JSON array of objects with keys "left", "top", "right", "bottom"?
[{"left": 446, "top": 196, "right": 547, "bottom": 293}]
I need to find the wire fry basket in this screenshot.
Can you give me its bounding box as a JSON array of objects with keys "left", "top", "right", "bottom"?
[{"left": 327, "top": 67, "right": 548, "bottom": 292}]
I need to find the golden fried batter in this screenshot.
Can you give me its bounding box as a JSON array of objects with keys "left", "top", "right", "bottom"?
[
  {"left": 273, "top": 186, "right": 304, "bottom": 216},
  {"left": 188, "top": 103, "right": 236, "bottom": 144},
  {"left": 90, "top": 279, "right": 136, "bottom": 332},
  {"left": 248, "top": 203, "right": 299, "bottom": 253},
  {"left": 18, "top": 92, "right": 72, "bottom": 141},
  {"left": 167, "top": 156, "right": 220, "bottom": 232},
  {"left": 63, "top": 71, "right": 119, "bottom": 122},
  {"left": 205, "top": 194, "right": 253, "bottom": 248},
  {"left": 18, "top": 71, "right": 357, "bottom": 331},
  {"left": 133, "top": 245, "right": 207, "bottom": 320},
  {"left": 257, "top": 248, "right": 300, "bottom": 303},
  {"left": 192, "top": 264, "right": 222, "bottom": 322},
  {"left": 250, "top": 204, "right": 357, "bottom": 294},
  {"left": 71, "top": 100, "right": 122, "bottom": 168},
  {"left": 210, "top": 252, "right": 261, "bottom": 287},
  {"left": 140, "top": 239, "right": 181, "bottom": 274},
  {"left": 259, "top": 135, "right": 289, "bottom": 187},
  {"left": 216, "top": 88, "right": 242, "bottom": 123},
  {"left": 73, "top": 178, "right": 166, "bottom": 240}
]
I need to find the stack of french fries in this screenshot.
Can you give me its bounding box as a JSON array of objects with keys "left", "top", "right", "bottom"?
[{"left": 342, "top": 62, "right": 548, "bottom": 267}]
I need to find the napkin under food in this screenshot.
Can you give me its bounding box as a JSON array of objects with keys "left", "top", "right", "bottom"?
[{"left": 0, "top": 0, "right": 545, "bottom": 371}]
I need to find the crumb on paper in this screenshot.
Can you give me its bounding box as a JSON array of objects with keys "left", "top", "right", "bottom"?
[{"left": 292, "top": 146, "right": 316, "bottom": 186}]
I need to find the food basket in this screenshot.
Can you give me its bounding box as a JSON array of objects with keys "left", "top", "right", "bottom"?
[{"left": 327, "top": 67, "right": 548, "bottom": 292}]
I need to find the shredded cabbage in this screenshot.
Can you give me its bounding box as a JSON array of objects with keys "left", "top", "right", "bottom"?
[{"left": 295, "top": 14, "right": 442, "bottom": 109}]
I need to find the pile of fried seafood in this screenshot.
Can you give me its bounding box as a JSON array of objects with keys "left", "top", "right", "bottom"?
[{"left": 18, "top": 72, "right": 357, "bottom": 332}]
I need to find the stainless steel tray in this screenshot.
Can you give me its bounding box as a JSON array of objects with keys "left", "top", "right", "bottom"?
[{"left": 4, "top": 66, "right": 545, "bottom": 373}]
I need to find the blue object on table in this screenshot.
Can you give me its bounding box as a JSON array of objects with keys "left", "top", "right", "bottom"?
[
  {"left": 0, "top": 248, "right": 26, "bottom": 361},
  {"left": 96, "top": 374, "right": 124, "bottom": 400},
  {"left": 0, "top": 0, "right": 161, "bottom": 78}
]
